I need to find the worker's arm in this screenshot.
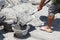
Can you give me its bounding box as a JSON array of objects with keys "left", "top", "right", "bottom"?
[{"left": 38, "top": 0, "right": 46, "bottom": 11}]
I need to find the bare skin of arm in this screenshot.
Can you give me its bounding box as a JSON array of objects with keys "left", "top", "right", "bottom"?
[{"left": 38, "top": 0, "right": 46, "bottom": 11}]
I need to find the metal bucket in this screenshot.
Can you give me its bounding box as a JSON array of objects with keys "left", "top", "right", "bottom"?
[{"left": 12, "top": 24, "right": 30, "bottom": 38}]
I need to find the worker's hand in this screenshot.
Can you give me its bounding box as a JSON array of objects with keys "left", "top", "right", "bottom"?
[{"left": 37, "top": 5, "right": 43, "bottom": 11}]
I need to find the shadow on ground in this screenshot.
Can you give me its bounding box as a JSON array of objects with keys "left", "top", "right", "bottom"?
[
  {"left": 39, "top": 16, "right": 60, "bottom": 32},
  {"left": 39, "top": 16, "right": 48, "bottom": 26},
  {"left": 53, "top": 18, "right": 60, "bottom": 31},
  {"left": 0, "top": 29, "right": 6, "bottom": 40},
  {"left": 14, "top": 32, "right": 31, "bottom": 39},
  {"left": 28, "top": 24, "right": 36, "bottom": 32}
]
